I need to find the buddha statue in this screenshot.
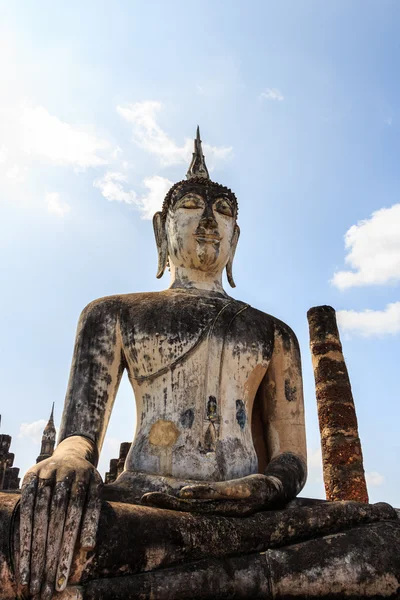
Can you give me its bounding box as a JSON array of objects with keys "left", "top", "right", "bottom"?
[{"left": 0, "top": 129, "right": 399, "bottom": 600}]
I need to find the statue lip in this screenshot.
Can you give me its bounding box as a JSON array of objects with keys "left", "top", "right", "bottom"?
[{"left": 194, "top": 232, "right": 221, "bottom": 243}]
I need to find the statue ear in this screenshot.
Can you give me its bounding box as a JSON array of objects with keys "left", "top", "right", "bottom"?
[
  {"left": 153, "top": 212, "right": 168, "bottom": 279},
  {"left": 226, "top": 224, "right": 240, "bottom": 288}
]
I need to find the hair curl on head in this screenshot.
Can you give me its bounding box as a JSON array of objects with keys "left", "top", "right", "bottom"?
[{"left": 161, "top": 177, "right": 238, "bottom": 221}]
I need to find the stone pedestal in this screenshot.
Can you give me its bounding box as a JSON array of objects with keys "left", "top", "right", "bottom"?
[{"left": 1, "top": 492, "right": 400, "bottom": 599}]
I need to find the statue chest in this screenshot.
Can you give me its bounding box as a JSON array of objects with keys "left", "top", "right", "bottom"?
[
  {"left": 119, "top": 294, "right": 273, "bottom": 397},
  {"left": 120, "top": 295, "right": 274, "bottom": 480}
]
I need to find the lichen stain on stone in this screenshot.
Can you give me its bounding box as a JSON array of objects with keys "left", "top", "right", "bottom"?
[
  {"left": 235, "top": 400, "right": 246, "bottom": 430},
  {"left": 149, "top": 420, "right": 180, "bottom": 447},
  {"left": 180, "top": 408, "right": 194, "bottom": 429},
  {"left": 284, "top": 379, "right": 297, "bottom": 402}
]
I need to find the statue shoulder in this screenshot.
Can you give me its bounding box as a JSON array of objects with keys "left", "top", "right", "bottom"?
[
  {"left": 82, "top": 292, "right": 158, "bottom": 315},
  {"left": 272, "top": 316, "right": 301, "bottom": 355},
  {"left": 79, "top": 291, "right": 164, "bottom": 324},
  {"left": 245, "top": 306, "right": 300, "bottom": 355},
  {"left": 80, "top": 294, "right": 125, "bottom": 320}
]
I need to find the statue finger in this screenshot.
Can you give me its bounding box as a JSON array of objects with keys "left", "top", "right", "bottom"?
[
  {"left": 40, "top": 479, "right": 71, "bottom": 600},
  {"left": 80, "top": 470, "right": 102, "bottom": 550},
  {"left": 142, "top": 492, "right": 260, "bottom": 516},
  {"left": 19, "top": 473, "right": 38, "bottom": 588},
  {"left": 29, "top": 479, "right": 53, "bottom": 595},
  {"left": 179, "top": 484, "right": 220, "bottom": 499},
  {"left": 141, "top": 492, "right": 186, "bottom": 510},
  {"left": 180, "top": 480, "right": 251, "bottom": 500},
  {"left": 55, "top": 479, "right": 87, "bottom": 592}
]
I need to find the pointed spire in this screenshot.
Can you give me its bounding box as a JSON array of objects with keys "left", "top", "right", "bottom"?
[
  {"left": 44, "top": 403, "right": 56, "bottom": 434},
  {"left": 186, "top": 126, "right": 210, "bottom": 180},
  {"left": 37, "top": 403, "right": 56, "bottom": 463}
]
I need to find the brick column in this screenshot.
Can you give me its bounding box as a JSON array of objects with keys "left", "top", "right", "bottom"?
[
  {"left": 307, "top": 305, "right": 368, "bottom": 503},
  {"left": 0, "top": 435, "right": 12, "bottom": 491}
]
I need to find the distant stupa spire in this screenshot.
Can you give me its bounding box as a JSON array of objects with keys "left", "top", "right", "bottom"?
[
  {"left": 186, "top": 126, "right": 210, "bottom": 180},
  {"left": 49, "top": 402, "right": 54, "bottom": 424},
  {"left": 36, "top": 403, "right": 56, "bottom": 463}
]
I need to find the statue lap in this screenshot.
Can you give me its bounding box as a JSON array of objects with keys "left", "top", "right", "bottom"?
[{"left": 1, "top": 491, "right": 400, "bottom": 599}]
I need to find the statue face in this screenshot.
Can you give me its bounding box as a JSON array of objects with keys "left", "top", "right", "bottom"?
[{"left": 166, "top": 191, "right": 237, "bottom": 273}]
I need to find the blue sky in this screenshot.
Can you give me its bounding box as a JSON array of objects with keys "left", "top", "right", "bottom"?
[{"left": 1, "top": 0, "right": 399, "bottom": 504}]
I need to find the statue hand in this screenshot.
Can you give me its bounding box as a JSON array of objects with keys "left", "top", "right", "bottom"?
[
  {"left": 142, "top": 474, "right": 282, "bottom": 516},
  {"left": 179, "top": 473, "right": 281, "bottom": 503},
  {"left": 19, "top": 435, "right": 102, "bottom": 600}
]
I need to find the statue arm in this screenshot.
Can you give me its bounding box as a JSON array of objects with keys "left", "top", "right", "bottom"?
[
  {"left": 19, "top": 298, "right": 125, "bottom": 599},
  {"left": 58, "top": 297, "right": 125, "bottom": 457},
  {"left": 260, "top": 322, "right": 308, "bottom": 503}
]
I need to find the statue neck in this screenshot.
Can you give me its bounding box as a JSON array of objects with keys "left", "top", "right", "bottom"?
[{"left": 169, "top": 264, "right": 225, "bottom": 293}]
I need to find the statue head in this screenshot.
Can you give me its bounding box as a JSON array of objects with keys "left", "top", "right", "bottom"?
[{"left": 153, "top": 127, "right": 240, "bottom": 288}]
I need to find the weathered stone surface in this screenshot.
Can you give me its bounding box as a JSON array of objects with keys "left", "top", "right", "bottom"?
[
  {"left": 1, "top": 492, "right": 400, "bottom": 599},
  {"left": 84, "top": 520, "right": 400, "bottom": 599},
  {"left": 307, "top": 305, "right": 369, "bottom": 503},
  {"left": 0, "top": 492, "right": 19, "bottom": 600},
  {"left": 70, "top": 499, "right": 398, "bottom": 584}
]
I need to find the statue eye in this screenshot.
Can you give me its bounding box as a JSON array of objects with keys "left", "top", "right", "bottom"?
[
  {"left": 214, "top": 198, "right": 234, "bottom": 217},
  {"left": 177, "top": 194, "right": 204, "bottom": 210}
]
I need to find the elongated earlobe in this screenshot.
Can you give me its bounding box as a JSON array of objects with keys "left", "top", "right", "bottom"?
[
  {"left": 153, "top": 212, "right": 168, "bottom": 279},
  {"left": 226, "top": 225, "right": 240, "bottom": 288}
]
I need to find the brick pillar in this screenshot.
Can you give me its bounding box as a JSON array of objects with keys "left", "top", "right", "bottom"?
[
  {"left": 105, "top": 458, "right": 118, "bottom": 484},
  {"left": 0, "top": 435, "right": 12, "bottom": 490},
  {"left": 117, "top": 442, "right": 131, "bottom": 476},
  {"left": 3, "top": 466, "right": 20, "bottom": 490},
  {"left": 307, "top": 305, "right": 368, "bottom": 503}
]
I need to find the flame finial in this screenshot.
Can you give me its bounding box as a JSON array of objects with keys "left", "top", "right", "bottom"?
[{"left": 186, "top": 126, "right": 209, "bottom": 180}]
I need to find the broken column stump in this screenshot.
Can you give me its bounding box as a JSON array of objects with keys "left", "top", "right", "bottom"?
[{"left": 307, "top": 305, "right": 368, "bottom": 503}]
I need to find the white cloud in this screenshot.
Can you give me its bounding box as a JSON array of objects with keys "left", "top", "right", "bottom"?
[
  {"left": 332, "top": 204, "right": 400, "bottom": 290},
  {"left": 19, "top": 419, "right": 47, "bottom": 444},
  {"left": 0, "top": 103, "right": 112, "bottom": 177},
  {"left": 6, "top": 164, "right": 26, "bottom": 182},
  {"left": 17, "top": 104, "right": 110, "bottom": 169},
  {"left": 260, "top": 88, "right": 284, "bottom": 102},
  {"left": 94, "top": 171, "right": 137, "bottom": 205},
  {"left": 94, "top": 172, "right": 172, "bottom": 220},
  {"left": 0, "top": 145, "right": 8, "bottom": 163},
  {"left": 117, "top": 101, "right": 232, "bottom": 168},
  {"left": 366, "top": 471, "right": 385, "bottom": 487},
  {"left": 139, "top": 175, "right": 173, "bottom": 219},
  {"left": 46, "top": 192, "right": 71, "bottom": 217},
  {"left": 337, "top": 302, "right": 400, "bottom": 337}
]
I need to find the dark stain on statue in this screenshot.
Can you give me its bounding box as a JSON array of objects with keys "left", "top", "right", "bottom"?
[
  {"left": 285, "top": 379, "right": 297, "bottom": 402},
  {"left": 236, "top": 400, "right": 246, "bottom": 429},
  {"left": 163, "top": 387, "right": 168, "bottom": 410},
  {"left": 207, "top": 396, "right": 217, "bottom": 420},
  {"left": 180, "top": 408, "right": 194, "bottom": 429}
]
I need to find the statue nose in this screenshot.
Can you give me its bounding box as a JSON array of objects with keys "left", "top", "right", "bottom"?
[{"left": 199, "top": 206, "right": 218, "bottom": 229}]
